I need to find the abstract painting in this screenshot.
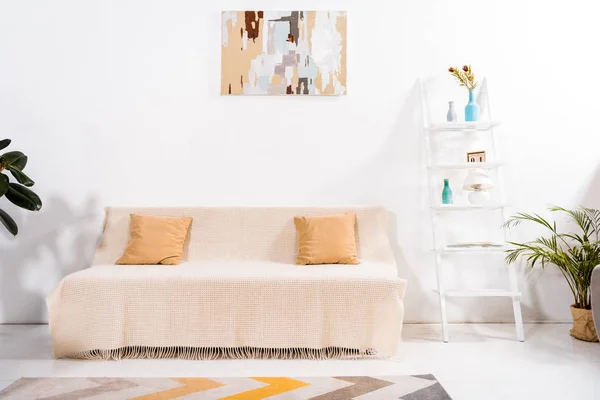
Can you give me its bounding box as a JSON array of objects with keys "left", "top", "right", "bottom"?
[{"left": 221, "top": 11, "right": 347, "bottom": 96}]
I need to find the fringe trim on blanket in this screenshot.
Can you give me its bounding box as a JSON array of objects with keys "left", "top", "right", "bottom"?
[{"left": 64, "top": 346, "right": 383, "bottom": 361}]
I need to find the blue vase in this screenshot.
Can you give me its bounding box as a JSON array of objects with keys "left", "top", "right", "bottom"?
[
  {"left": 442, "top": 179, "right": 453, "bottom": 205},
  {"left": 465, "top": 90, "right": 480, "bottom": 122}
]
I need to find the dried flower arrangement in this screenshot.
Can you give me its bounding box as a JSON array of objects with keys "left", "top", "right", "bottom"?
[{"left": 448, "top": 65, "right": 478, "bottom": 91}]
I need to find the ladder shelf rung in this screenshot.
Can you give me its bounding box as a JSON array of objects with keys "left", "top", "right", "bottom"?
[
  {"left": 429, "top": 161, "right": 504, "bottom": 170},
  {"left": 427, "top": 121, "right": 501, "bottom": 132},
  {"left": 436, "top": 289, "right": 521, "bottom": 298},
  {"left": 432, "top": 204, "right": 507, "bottom": 212},
  {"left": 434, "top": 247, "right": 507, "bottom": 254}
]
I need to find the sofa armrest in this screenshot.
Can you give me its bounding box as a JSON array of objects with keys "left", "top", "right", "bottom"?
[{"left": 592, "top": 265, "right": 600, "bottom": 335}]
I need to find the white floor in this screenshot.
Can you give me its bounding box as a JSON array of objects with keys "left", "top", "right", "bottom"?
[{"left": 1, "top": 324, "right": 599, "bottom": 399}]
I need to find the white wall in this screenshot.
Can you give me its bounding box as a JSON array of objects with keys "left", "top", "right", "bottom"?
[{"left": 0, "top": 0, "right": 599, "bottom": 324}]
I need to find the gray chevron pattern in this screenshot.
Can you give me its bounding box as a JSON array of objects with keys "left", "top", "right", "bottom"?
[{"left": 0, "top": 375, "right": 451, "bottom": 399}]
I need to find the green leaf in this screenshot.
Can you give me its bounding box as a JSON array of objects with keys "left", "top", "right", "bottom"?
[
  {"left": 0, "top": 173, "right": 8, "bottom": 197},
  {"left": 0, "top": 151, "right": 27, "bottom": 171},
  {"left": 5, "top": 183, "right": 42, "bottom": 211},
  {"left": 8, "top": 167, "right": 34, "bottom": 187},
  {"left": 505, "top": 205, "right": 600, "bottom": 309},
  {"left": 0, "top": 139, "right": 10, "bottom": 151},
  {"left": 0, "top": 208, "right": 18, "bottom": 236}
]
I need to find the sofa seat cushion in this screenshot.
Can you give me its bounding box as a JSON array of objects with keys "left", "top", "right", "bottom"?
[
  {"left": 48, "top": 261, "right": 406, "bottom": 359},
  {"left": 89, "top": 260, "right": 399, "bottom": 278}
]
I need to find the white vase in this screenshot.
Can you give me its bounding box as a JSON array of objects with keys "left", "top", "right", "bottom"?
[
  {"left": 446, "top": 101, "right": 457, "bottom": 122},
  {"left": 467, "top": 190, "right": 490, "bottom": 205}
]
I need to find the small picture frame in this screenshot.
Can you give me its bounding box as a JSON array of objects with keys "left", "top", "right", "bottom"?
[{"left": 467, "top": 151, "right": 486, "bottom": 163}]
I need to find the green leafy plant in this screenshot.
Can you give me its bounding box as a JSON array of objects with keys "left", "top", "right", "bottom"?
[
  {"left": 0, "top": 139, "right": 42, "bottom": 236},
  {"left": 448, "top": 65, "right": 479, "bottom": 91},
  {"left": 504, "top": 206, "right": 600, "bottom": 310}
]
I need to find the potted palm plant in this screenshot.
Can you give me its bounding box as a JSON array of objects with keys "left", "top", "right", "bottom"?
[
  {"left": 0, "top": 139, "right": 42, "bottom": 236},
  {"left": 504, "top": 206, "right": 600, "bottom": 342}
]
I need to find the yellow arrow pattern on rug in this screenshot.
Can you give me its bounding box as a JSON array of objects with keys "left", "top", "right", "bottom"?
[
  {"left": 130, "top": 378, "right": 225, "bottom": 399},
  {"left": 219, "top": 377, "right": 309, "bottom": 399}
]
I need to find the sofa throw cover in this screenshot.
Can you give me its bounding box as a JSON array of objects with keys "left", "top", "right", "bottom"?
[{"left": 48, "top": 207, "right": 407, "bottom": 360}]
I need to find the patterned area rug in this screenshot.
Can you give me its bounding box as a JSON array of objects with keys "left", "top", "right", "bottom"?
[{"left": 0, "top": 375, "right": 452, "bottom": 399}]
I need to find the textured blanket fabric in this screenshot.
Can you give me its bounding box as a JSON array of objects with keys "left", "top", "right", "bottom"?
[{"left": 48, "top": 207, "right": 407, "bottom": 359}]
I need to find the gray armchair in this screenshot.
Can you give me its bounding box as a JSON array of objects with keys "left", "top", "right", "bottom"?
[{"left": 593, "top": 265, "right": 600, "bottom": 335}]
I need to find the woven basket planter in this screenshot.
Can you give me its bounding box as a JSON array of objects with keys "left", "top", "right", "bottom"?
[{"left": 570, "top": 305, "right": 599, "bottom": 342}]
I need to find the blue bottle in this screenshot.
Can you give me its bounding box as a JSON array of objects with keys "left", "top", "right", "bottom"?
[
  {"left": 442, "top": 179, "right": 453, "bottom": 205},
  {"left": 465, "top": 90, "right": 480, "bottom": 122}
]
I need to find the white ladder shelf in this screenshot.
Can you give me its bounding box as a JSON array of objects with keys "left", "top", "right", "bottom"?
[{"left": 421, "top": 79, "right": 525, "bottom": 343}]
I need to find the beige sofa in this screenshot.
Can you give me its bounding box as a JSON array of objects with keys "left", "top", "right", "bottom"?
[{"left": 48, "top": 207, "right": 407, "bottom": 360}]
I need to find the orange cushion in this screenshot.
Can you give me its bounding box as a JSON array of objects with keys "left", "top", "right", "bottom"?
[
  {"left": 116, "top": 214, "right": 192, "bottom": 265},
  {"left": 294, "top": 213, "right": 359, "bottom": 265}
]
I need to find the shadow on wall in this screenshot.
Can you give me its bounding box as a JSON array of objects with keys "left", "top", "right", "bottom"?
[
  {"left": 582, "top": 164, "right": 600, "bottom": 208},
  {"left": 515, "top": 163, "right": 600, "bottom": 325},
  {"left": 0, "top": 196, "right": 100, "bottom": 323},
  {"left": 312, "top": 81, "right": 436, "bottom": 321}
]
